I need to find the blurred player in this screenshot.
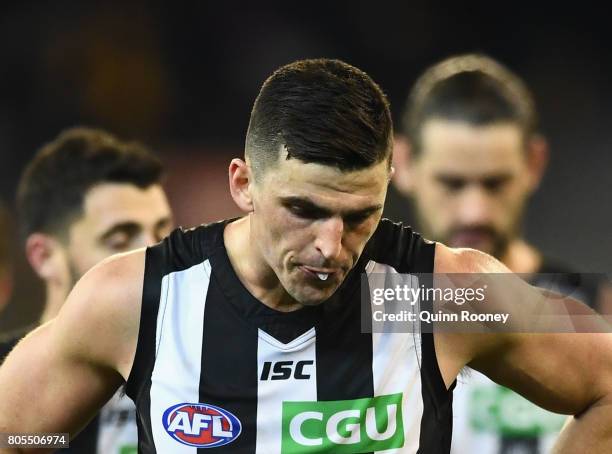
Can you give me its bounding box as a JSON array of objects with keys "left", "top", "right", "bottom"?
[
  {"left": 1, "top": 59, "right": 611, "bottom": 454},
  {"left": 393, "top": 54, "right": 608, "bottom": 453},
  {"left": 13, "top": 127, "right": 173, "bottom": 453}
]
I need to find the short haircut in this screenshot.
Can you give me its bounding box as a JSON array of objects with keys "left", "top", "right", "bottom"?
[
  {"left": 17, "top": 127, "right": 163, "bottom": 239},
  {"left": 246, "top": 58, "right": 393, "bottom": 179},
  {"left": 401, "top": 54, "right": 537, "bottom": 154}
]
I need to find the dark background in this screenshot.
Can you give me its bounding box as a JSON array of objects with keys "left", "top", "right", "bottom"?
[{"left": 1, "top": 2, "right": 610, "bottom": 328}]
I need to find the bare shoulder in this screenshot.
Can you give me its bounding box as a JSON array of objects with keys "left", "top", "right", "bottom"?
[
  {"left": 52, "top": 248, "right": 147, "bottom": 379},
  {"left": 434, "top": 242, "right": 508, "bottom": 274},
  {"left": 0, "top": 249, "right": 147, "bottom": 433},
  {"left": 431, "top": 243, "right": 513, "bottom": 388}
]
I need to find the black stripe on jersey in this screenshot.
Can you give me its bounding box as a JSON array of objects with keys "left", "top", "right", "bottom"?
[
  {"left": 125, "top": 244, "right": 165, "bottom": 454},
  {"left": 198, "top": 252, "right": 259, "bottom": 454},
  {"left": 365, "top": 218, "right": 430, "bottom": 271},
  {"left": 316, "top": 290, "right": 374, "bottom": 402},
  {"left": 316, "top": 268, "right": 374, "bottom": 454},
  {"left": 417, "top": 331, "right": 454, "bottom": 454},
  {"left": 416, "top": 248, "right": 454, "bottom": 454},
  {"left": 316, "top": 256, "right": 375, "bottom": 399},
  {"left": 316, "top": 287, "right": 374, "bottom": 400}
]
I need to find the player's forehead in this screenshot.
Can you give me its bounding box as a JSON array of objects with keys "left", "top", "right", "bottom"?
[
  {"left": 419, "top": 119, "right": 526, "bottom": 175},
  {"left": 80, "top": 182, "right": 170, "bottom": 231},
  {"left": 262, "top": 157, "right": 390, "bottom": 208}
]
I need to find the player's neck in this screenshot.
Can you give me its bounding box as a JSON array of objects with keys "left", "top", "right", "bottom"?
[
  {"left": 499, "top": 239, "right": 542, "bottom": 274},
  {"left": 40, "top": 282, "right": 69, "bottom": 324},
  {"left": 224, "top": 217, "right": 303, "bottom": 312}
]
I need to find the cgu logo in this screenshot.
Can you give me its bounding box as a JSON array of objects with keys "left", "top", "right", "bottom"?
[
  {"left": 281, "top": 393, "right": 404, "bottom": 453},
  {"left": 162, "top": 402, "right": 242, "bottom": 448}
]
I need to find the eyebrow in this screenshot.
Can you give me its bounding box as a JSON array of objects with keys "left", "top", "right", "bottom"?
[
  {"left": 279, "top": 196, "right": 383, "bottom": 218},
  {"left": 434, "top": 171, "right": 514, "bottom": 182}
]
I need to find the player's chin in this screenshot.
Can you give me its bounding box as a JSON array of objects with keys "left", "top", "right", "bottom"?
[
  {"left": 297, "top": 298, "right": 327, "bottom": 307},
  {"left": 450, "top": 238, "right": 495, "bottom": 255},
  {"left": 293, "top": 285, "right": 339, "bottom": 306}
]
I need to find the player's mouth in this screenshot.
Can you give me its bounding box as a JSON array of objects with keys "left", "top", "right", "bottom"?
[
  {"left": 300, "top": 266, "right": 339, "bottom": 283},
  {"left": 450, "top": 228, "right": 496, "bottom": 249}
]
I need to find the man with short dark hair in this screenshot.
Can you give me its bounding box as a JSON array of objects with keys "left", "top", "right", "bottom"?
[
  {"left": 0, "top": 59, "right": 611, "bottom": 454},
  {"left": 394, "top": 54, "right": 544, "bottom": 264},
  {"left": 393, "top": 54, "right": 610, "bottom": 453},
  {"left": 17, "top": 127, "right": 173, "bottom": 325},
  {"left": 8, "top": 127, "right": 173, "bottom": 453}
]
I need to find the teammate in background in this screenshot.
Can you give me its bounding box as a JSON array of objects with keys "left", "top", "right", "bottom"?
[
  {"left": 1, "top": 59, "right": 612, "bottom": 454},
  {"left": 393, "top": 53, "right": 610, "bottom": 453},
  {"left": 10, "top": 127, "right": 173, "bottom": 453}
]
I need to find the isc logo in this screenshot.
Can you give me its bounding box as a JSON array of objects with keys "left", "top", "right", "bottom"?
[
  {"left": 260, "top": 360, "right": 314, "bottom": 380},
  {"left": 162, "top": 402, "right": 242, "bottom": 448}
]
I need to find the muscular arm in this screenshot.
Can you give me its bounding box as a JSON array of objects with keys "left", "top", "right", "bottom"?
[
  {"left": 434, "top": 244, "right": 612, "bottom": 453},
  {"left": 0, "top": 250, "right": 144, "bottom": 453}
]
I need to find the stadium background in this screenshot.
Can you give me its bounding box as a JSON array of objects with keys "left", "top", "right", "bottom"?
[{"left": 0, "top": 2, "right": 610, "bottom": 329}]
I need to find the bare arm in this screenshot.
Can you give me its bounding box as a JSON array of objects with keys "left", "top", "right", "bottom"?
[
  {"left": 434, "top": 244, "right": 612, "bottom": 453},
  {"left": 0, "top": 250, "right": 144, "bottom": 453}
]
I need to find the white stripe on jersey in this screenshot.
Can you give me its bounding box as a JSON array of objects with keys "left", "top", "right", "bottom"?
[
  {"left": 255, "top": 328, "right": 318, "bottom": 454},
  {"left": 367, "top": 261, "right": 424, "bottom": 454},
  {"left": 149, "top": 260, "right": 212, "bottom": 453}
]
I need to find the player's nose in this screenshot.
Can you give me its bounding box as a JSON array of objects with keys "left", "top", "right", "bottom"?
[
  {"left": 314, "top": 216, "right": 344, "bottom": 262},
  {"left": 457, "top": 187, "right": 492, "bottom": 225}
]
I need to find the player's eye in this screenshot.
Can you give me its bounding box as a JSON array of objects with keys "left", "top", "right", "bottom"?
[
  {"left": 104, "top": 232, "right": 132, "bottom": 251},
  {"left": 482, "top": 176, "right": 510, "bottom": 193},
  {"left": 436, "top": 176, "right": 466, "bottom": 192},
  {"left": 287, "top": 204, "right": 326, "bottom": 219},
  {"left": 344, "top": 212, "right": 372, "bottom": 226}
]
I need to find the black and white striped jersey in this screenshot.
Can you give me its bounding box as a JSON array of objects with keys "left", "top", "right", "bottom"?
[{"left": 126, "top": 218, "right": 453, "bottom": 453}]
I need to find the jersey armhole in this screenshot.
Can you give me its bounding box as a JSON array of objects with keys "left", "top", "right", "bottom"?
[
  {"left": 416, "top": 239, "right": 455, "bottom": 414},
  {"left": 421, "top": 332, "right": 456, "bottom": 405},
  {"left": 125, "top": 245, "right": 163, "bottom": 404}
]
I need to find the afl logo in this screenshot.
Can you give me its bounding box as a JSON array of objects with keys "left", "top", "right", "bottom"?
[{"left": 162, "top": 402, "right": 242, "bottom": 448}]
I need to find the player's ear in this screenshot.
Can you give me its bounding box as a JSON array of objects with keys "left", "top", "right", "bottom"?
[
  {"left": 391, "top": 135, "right": 416, "bottom": 195},
  {"left": 25, "top": 233, "right": 67, "bottom": 284},
  {"left": 228, "top": 158, "right": 254, "bottom": 212},
  {"left": 526, "top": 134, "right": 549, "bottom": 192}
]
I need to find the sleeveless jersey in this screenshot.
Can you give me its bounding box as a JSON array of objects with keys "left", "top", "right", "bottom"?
[{"left": 126, "top": 218, "right": 453, "bottom": 453}]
